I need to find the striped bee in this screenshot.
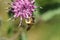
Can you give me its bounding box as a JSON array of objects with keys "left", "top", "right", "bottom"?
[{"left": 25, "top": 16, "right": 35, "bottom": 31}]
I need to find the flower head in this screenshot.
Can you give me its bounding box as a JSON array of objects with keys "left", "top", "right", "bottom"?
[{"left": 12, "top": 0, "right": 36, "bottom": 19}]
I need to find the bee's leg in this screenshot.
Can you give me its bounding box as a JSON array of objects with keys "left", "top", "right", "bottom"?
[{"left": 26, "top": 24, "right": 32, "bottom": 31}]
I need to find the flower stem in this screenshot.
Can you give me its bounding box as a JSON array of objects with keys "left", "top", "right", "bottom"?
[{"left": 21, "top": 30, "right": 27, "bottom": 40}]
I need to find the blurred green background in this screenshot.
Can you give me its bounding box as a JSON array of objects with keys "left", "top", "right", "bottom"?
[{"left": 0, "top": 0, "right": 60, "bottom": 40}]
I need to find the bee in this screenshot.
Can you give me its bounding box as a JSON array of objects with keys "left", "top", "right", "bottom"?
[{"left": 25, "top": 16, "right": 35, "bottom": 31}]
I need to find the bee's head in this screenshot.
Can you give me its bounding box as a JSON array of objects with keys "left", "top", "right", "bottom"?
[{"left": 25, "top": 16, "right": 35, "bottom": 25}]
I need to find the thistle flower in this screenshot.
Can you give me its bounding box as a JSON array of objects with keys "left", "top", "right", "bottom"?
[
  {"left": 12, "top": 0, "right": 36, "bottom": 19},
  {"left": 7, "top": 0, "right": 38, "bottom": 27}
]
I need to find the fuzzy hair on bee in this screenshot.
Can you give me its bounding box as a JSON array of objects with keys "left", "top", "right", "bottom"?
[{"left": 25, "top": 16, "right": 35, "bottom": 31}]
